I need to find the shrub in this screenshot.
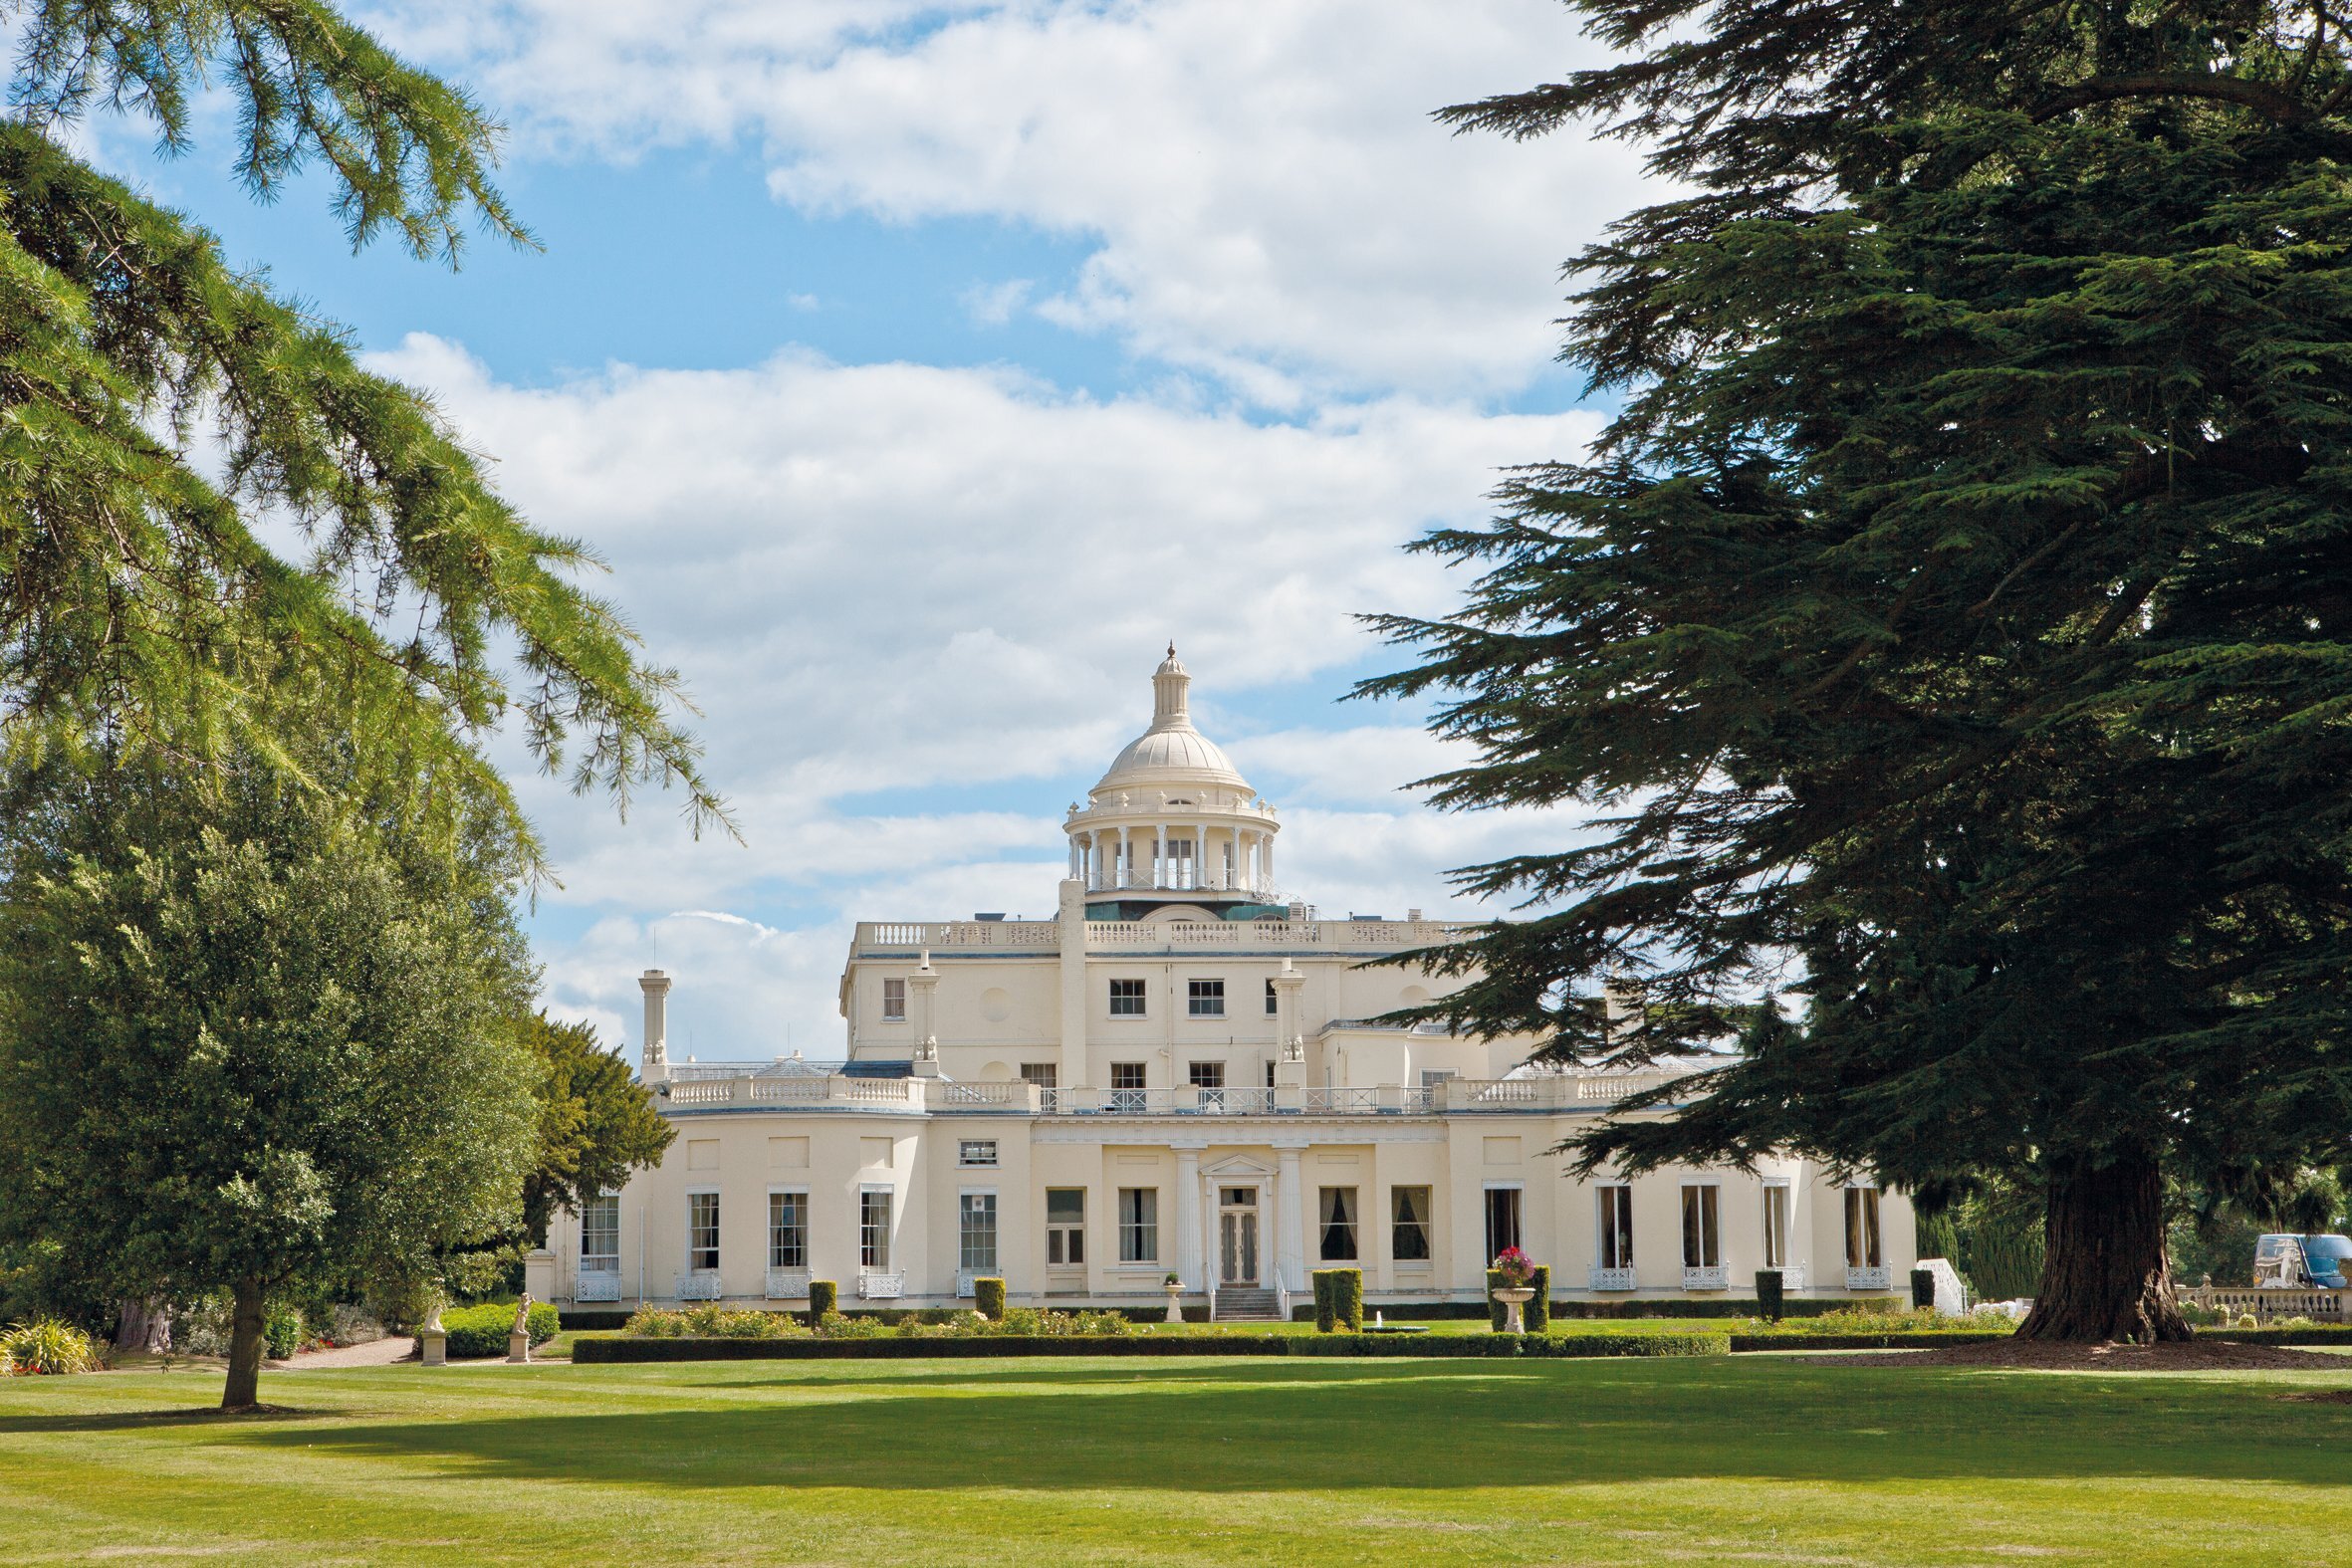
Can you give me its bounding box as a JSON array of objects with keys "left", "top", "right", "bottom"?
[
  {"left": 1, "top": 1318, "right": 104, "bottom": 1375},
  {"left": 1310, "top": 1270, "right": 1336, "bottom": 1333},
  {"left": 974, "top": 1277, "right": 1006, "bottom": 1320},
  {"left": 1910, "top": 1268, "right": 1936, "bottom": 1310},
  {"left": 263, "top": 1306, "right": 304, "bottom": 1360},
  {"left": 808, "top": 1280, "right": 837, "bottom": 1323},
  {"left": 1755, "top": 1269, "right": 1785, "bottom": 1320},
  {"left": 441, "top": 1301, "right": 560, "bottom": 1358},
  {"left": 1327, "top": 1268, "right": 1363, "bottom": 1332}
]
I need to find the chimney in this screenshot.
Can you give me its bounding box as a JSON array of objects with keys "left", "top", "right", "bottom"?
[{"left": 639, "top": 969, "right": 673, "bottom": 1082}]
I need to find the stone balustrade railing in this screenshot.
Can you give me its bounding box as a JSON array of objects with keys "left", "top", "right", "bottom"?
[
  {"left": 661, "top": 1070, "right": 1687, "bottom": 1117},
  {"left": 852, "top": 918, "right": 1463, "bottom": 955},
  {"left": 2177, "top": 1284, "right": 2352, "bottom": 1322}
]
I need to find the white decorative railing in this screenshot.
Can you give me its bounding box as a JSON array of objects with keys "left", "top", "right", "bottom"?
[
  {"left": 1447, "top": 1078, "right": 1539, "bottom": 1107},
  {"left": 677, "top": 1271, "right": 723, "bottom": 1301},
  {"left": 1576, "top": 1075, "right": 1674, "bottom": 1103},
  {"left": 935, "top": 1081, "right": 1031, "bottom": 1108},
  {"left": 2177, "top": 1285, "right": 2352, "bottom": 1322},
  {"left": 858, "top": 1271, "right": 906, "bottom": 1300},
  {"left": 955, "top": 1270, "right": 983, "bottom": 1298},
  {"left": 1303, "top": 1086, "right": 1377, "bottom": 1113},
  {"left": 1274, "top": 1269, "right": 1291, "bottom": 1322},
  {"left": 765, "top": 1267, "right": 811, "bottom": 1300},
  {"left": 1589, "top": 1265, "right": 1637, "bottom": 1292},
  {"left": 575, "top": 1270, "right": 621, "bottom": 1303},
  {"left": 1768, "top": 1263, "right": 1808, "bottom": 1291},
  {"left": 1682, "top": 1265, "right": 1729, "bottom": 1291},
  {"left": 1846, "top": 1266, "right": 1892, "bottom": 1291},
  {"left": 849, "top": 918, "right": 1469, "bottom": 955},
  {"left": 860, "top": 921, "right": 1058, "bottom": 949}
]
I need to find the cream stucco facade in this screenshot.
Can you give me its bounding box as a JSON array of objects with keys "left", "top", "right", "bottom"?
[{"left": 547, "top": 650, "right": 1913, "bottom": 1317}]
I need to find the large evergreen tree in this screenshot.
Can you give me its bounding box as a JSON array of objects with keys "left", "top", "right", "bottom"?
[{"left": 1370, "top": 2, "right": 2352, "bottom": 1340}]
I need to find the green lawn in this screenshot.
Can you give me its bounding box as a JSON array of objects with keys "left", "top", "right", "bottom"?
[{"left": 3, "top": 1353, "right": 2349, "bottom": 1565}]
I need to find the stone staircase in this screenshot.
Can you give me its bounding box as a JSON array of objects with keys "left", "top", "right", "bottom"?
[{"left": 1214, "top": 1286, "right": 1282, "bottom": 1322}]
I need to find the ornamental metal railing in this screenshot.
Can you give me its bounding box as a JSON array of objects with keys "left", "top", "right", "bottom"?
[
  {"left": 676, "top": 1271, "right": 723, "bottom": 1301},
  {"left": 1845, "top": 1266, "right": 1892, "bottom": 1291},
  {"left": 858, "top": 1271, "right": 906, "bottom": 1300},
  {"left": 1681, "top": 1265, "right": 1729, "bottom": 1291},
  {"left": 765, "top": 1267, "right": 811, "bottom": 1300},
  {"left": 575, "top": 1270, "right": 621, "bottom": 1302},
  {"left": 1588, "top": 1265, "right": 1637, "bottom": 1292}
]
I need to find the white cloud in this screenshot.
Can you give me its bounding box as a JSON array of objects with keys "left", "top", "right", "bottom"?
[
  {"left": 360, "top": 0, "right": 1648, "bottom": 398},
  {"left": 364, "top": 336, "right": 1608, "bottom": 1047}
]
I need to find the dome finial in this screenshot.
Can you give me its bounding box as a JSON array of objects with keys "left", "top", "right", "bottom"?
[
  {"left": 1151, "top": 643, "right": 1190, "bottom": 728},
  {"left": 1168, "top": 640, "right": 1176, "bottom": 658}
]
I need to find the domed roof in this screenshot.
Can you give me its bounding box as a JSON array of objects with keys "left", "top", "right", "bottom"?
[{"left": 1093, "top": 645, "right": 1253, "bottom": 793}]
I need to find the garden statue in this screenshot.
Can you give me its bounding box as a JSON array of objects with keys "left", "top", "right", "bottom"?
[
  {"left": 418, "top": 1301, "right": 447, "bottom": 1368},
  {"left": 507, "top": 1292, "right": 533, "bottom": 1364}
]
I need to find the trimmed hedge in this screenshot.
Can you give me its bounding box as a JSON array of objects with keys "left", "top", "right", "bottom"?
[
  {"left": 578, "top": 1330, "right": 1731, "bottom": 1363},
  {"left": 1485, "top": 1265, "right": 1550, "bottom": 1332},
  {"left": 807, "top": 1280, "right": 837, "bottom": 1324},
  {"left": 442, "top": 1302, "right": 559, "bottom": 1358},
  {"left": 559, "top": 1310, "right": 635, "bottom": 1332},
  {"left": 1310, "top": 1269, "right": 1365, "bottom": 1332},
  {"left": 974, "top": 1277, "right": 1006, "bottom": 1320},
  {"left": 1730, "top": 1329, "right": 2013, "bottom": 1351}
]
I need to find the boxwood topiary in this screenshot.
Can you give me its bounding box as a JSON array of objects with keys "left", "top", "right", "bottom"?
[
  {"left": 807, "top": 1280, "right": 837, "bottom": 1324},
  {"left": 1755, "top": 1268, "right": 1785, "bottom": 1321},
  {"left": 1310, "top": 1270, "right": 1336, "bottom": 1332},
  {"left": 1328, "top": 1267, "right": 1363, "bottom": 1331},
  {"left": 974, "top": 1277, "right": 1006, "bottom": 1320}
]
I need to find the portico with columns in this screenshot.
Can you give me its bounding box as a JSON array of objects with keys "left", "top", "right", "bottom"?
[{"left": 553, "top": 650, "right": 1914, "bottom": 1320}]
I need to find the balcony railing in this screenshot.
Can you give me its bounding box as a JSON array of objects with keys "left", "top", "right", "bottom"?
[
  {"left": 1589, "top": 1265, "right": 1638, "bottom": 1291},
  {"left": 765, "top": 1267, "right": 811, "bottom": 1300},
  {"left": 858, "top": 1271, "right": 906, "bottom": 1300},
  {"left": 660, "top": 1070, "right": 1686, "bottom": 1119},
  {"left": 852, "top": 918, "right": 1464, "bottom": 955},
  {"left": 575, "top": 1269, "right": 621, "bottom": 1302},
  {"left": 677, "top": 1271, "right": 723, "bottom": 1301},
  {"left": 1846, "top": 1265, "right": 1892, "bottom": 1291},
  {"left": 1682, "top": 1265, "right": 1729, "bottom": 1291}
]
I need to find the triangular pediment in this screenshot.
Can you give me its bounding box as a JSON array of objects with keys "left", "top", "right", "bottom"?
[{"left": 1200, "top": 1153, "right": 1278, "bottom": 1178}]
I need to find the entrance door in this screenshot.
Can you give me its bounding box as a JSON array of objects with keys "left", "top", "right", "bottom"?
[{"left": 1218, "top": 1188, "right": 1260, "bottom": 1285}]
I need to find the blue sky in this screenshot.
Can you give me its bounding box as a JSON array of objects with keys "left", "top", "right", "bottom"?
[{"left": 86, "top": 0, "right": 1644, "bottom": 1057}]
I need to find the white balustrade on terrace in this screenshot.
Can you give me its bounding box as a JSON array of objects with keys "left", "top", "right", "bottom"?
[
  {"left": 2176, "top": 1284, "right": 2352, "bottom": 1322},
  {"left": 657, "top": 1068, "right": 1690, "bottom": 1118},
  {"left": 858, "top": 1271, "right": 906, "bottom": 1300},
  {"left": 677, "top": 1272, "right": 723, "bottom": 1301},
  {"left": 574, "top": 1270, "right": 621, "bottom": 1303},
  {"left": 1588, "top": 1266, "right": 1638, "bottom": 1292},
  {"left": 851, "top": 918, "right": 1463, "bottom": 955},
  {"left": 1845, "top": 1266, "right": 1892, "bottom": 1291},
  {"left": 765, "top": 1267, "right": 811, "bottom": 1300},
  {"left": 1682, "top": 1265, "right": 1730, "bottom": 1291}
]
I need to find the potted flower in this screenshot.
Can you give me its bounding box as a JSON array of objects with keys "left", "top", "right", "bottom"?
[
  {"left": 1491, "top": 1247, "right": 1538, "bottom": 1333},
  {"left": 1163, "top": 1271, "right": 1184, "bottom": 1325}
]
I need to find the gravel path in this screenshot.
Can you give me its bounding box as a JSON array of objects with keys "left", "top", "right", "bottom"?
[{"left": 275, "top": 1335, "right": 416, "bottom": 1370}]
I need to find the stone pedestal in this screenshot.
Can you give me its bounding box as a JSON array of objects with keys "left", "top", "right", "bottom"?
[
  {"left": 1494, "top": 1286, "right": 1534, "bottom": 1334},
  {"left": 1164, "top": 1284, "right": 1184, "bottom": 1325},
  {"left": 419, "top": 1331, "right": 446, "bottom": 1367},
  {"left": 507, "top": 1330, "right": 531, "bottom": 1365}
]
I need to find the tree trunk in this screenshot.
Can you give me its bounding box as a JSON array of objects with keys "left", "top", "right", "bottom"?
[
  {"left": 115, "top": 1297, "right": 171, "bottom": 1354},
  {"left": 2017, "top": 1152, "right": 2190, "bottom": 1343},
  {"left": 221, "top": 1276, "right": 267, "bottom": 1411}
]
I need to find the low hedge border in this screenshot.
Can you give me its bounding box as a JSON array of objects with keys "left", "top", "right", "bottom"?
[{"left": 577, "top": 1330, "right": 1732, "bottom": 1363}]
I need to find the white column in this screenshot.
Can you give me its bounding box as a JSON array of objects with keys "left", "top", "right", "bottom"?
[
  {"left": 1120, "top": 826, "right": 1133, "bottom": 889},
  {"left": 1068, "top": 836, "right": 1081, "bottom": 878},
  {"left": 1175, "top": 1149, "right": 1203, "bottom": 1292},
  {"left": 1195, "top": 822, "right": 1209, "bottom": 889},
  {"left": 1157, "top": 822, "right": 1170, "bottom": 887},
  {"left": 1263, "top": 833, "right": 1276, "bottom": 893},
  {"left": 1276, "top": 1147, "right": 1306, "bottom": 1295}
]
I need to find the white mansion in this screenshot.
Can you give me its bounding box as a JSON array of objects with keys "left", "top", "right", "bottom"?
[{"left": 532, "top": 650, "right": 1912, "bottom": 1318}]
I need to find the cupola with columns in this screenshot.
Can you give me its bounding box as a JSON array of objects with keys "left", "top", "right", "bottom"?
[{"left": 1063, "top": 645, "right": 1281, "bottom": 909}]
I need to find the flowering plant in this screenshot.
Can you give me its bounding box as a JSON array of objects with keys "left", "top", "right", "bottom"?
[{"left": 1491, "top": 1247, "right": 1537, "bottom": 1288}]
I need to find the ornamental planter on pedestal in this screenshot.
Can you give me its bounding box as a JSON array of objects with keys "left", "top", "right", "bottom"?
[
  {"left": 1493, "top": 1287, "right": 1534, "bottom": 1334},
  {"left": 1164, "top": 1279, "right": 1184, "bottom": 1324}
]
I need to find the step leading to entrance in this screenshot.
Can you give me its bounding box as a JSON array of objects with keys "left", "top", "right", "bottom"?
[{"left": 1214, "top": 1286, "right": 1282, "bottom": 1322}]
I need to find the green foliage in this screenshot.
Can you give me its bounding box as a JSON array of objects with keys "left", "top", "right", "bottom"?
[
  {"left": 0, "top": 770, "right": 540, "bottom": 1407},
  {"left": 263, "top": 1307, "right": 305, "bottom": 1361},
  {"left": 1755, "top": 1270, "right": 1785, "bottom": 1321},
  {"left": 1369, "top": 0, "right": 2352, "bottom": 1336},
  {"left": 0, "top": 1317, "right": 103, "bottom": 1374},
  {"left": 807, "top": 1281, "right": 837, "bottom": 1324},
  {"left": 440, "top": 1302, "right": 558, "bottom": 1358},
  {"left": 622, "top": 1306, "right": 803, "bottom": 1340},
  {"left": 973, "top": 1277, "right": 1006, "bottom": 1321},
  {"left": 0, "top": 8, "right": 723, "bottom": 854},
  {"left": 582, "top": 1330, "right": 1731, "bottom": 1363},
  {"left": 517, "top": 1013, "right": 674, "bottom": 1245},
  {"left": 1311, "top": 1269, "right": 1336, "bottom": 1332}
]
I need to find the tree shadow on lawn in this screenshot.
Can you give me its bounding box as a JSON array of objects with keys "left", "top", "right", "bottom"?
[
  {"left": 224, "top": 1360, "right": 2352, "bottom": 1493},
  {"left": 0, "top": 1404, "right": 333, "bottom": 1435}
]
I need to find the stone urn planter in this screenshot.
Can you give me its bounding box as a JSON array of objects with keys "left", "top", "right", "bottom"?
[
  {"left": 1164, "top": 1279, "right": 1185, "bottom": 1325},
  {"left": 1493, "top": 1286, "right": 1535, "bottom": 1334}
]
